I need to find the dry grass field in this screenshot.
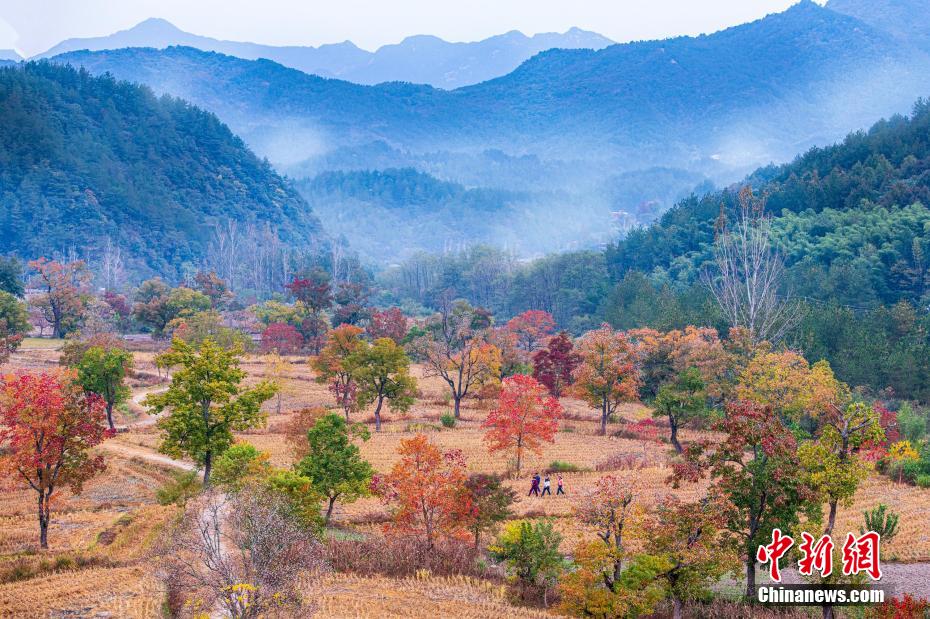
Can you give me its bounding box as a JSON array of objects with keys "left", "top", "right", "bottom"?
[{"left": 1, "top": 345, "right": 929, "bottom": 616}]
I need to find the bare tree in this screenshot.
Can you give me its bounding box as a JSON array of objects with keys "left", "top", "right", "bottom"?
[
  {"left": 157, "top": 489, "right": 325, "bottom": 618},
  {"left": 701, "top": 186, "right": 800, "bottom": 345},
  {"left": 98, "top": 237, "right": 125, "bottom": 291}
]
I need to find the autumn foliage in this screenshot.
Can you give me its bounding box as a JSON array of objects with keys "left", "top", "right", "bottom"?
[
  {"left": 260, "top": 322, "right": 304, "bottom": 354},
  {"left": 571, "top": 324, "right": 639, "bottom": 435},
  {"left": 0, "top": 370, "right": 111, "bottom": 548},
  {"left": 532, "top": 332, "right": 580, "bottom": 396},
  {"left": 312, "top": 324, "right": 365, "bottom": 420},
  {"left": 367, "top": 307, "right": 408, "bottom": 343},
  {"left": 506, "top": 310, "right": 556, "bottom": 356},
  {"left": 483, "top": 375, "right": 562, "bottom": 475},
  {"left": 377, "top": 434, "right": 470, "bottom": 549}
]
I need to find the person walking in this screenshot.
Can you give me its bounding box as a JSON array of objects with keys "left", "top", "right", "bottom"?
[
  {"left": 529, "top": 473, "right": 540, "bottom": 496},
  {"left": 556, "top": 473, "right": 565, "bottom": 495},
  {"left": 541, "top": 474, "right": 551, "bottom": 496}
]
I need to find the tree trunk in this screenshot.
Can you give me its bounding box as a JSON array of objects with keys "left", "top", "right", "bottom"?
[
  {"left": 453, "top": 395, "right": 462, "bottom": 419},
  {"left": 374, "top": 397, "right": 384, "bottom": 432},
  {"left": 203, "top": 450, "right": 213, "bottom": 487},
  {"left": 745, "top": 556, "right": 757, "bottom": 599},
  {"left": 825, "top": 499, "right": 838, "bottom": 537},
  {"left": 669, "top": 413, "right": 682, "bottom": 454},
  {"left": 38, "top": 492, "right": 50, "bottom": 550},
  {"left": 325, "top": 495, "right": 337, "bottom": 525},
  {"left": 673, "top": 597, "right": 683, "bottom": 619},
  {"left": 105, "top": 401, "right": 116, "bottom": 431},
  {"left": 600, "top": 400, "right": 608, "bottom": 436},
  {"left": 822, "top": 604, "right": 835, "bottom": 619}
]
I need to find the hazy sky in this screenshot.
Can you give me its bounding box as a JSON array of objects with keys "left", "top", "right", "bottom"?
[{"left": 1, "top": 0, "right": 825, "bottom": 57}]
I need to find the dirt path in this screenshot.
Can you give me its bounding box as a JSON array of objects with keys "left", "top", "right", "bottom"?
[
  {"left": 100, "top": 382, "right": 195, "bottom": 472},
  {"left": 124, "top": 384, "right": 168, "bottom": 427},
  {"left": 98, "top": 441, "right": 195, "bottom": 471}
]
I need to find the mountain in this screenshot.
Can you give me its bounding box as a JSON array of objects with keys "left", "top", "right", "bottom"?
[
  {"left": 37, "top": 18, "right": 613, "bottom": 88},
  {"left": 0, "top": 50, "right": 21, "bottom": 62},
  {"left": 50, "top": 3, "right": 930, "bottom": 167},
  {"left": 45, "top": 2, "right": 930, "bottom": 262},
  {"left": 827, "top": 0, "right": 930, "bottom": 50},
  {"left": 0, "top": 62, "right": 323, "bottom": 277}
]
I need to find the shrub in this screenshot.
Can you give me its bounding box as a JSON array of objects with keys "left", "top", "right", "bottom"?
[
  {"left": 896, "top": 402, "right": 927, "bottom": 443},
  {"left": 917, "top": 475, "right": 930, "bottom": 489},
  {"left": 440, "top": 412, "right": 456, "bottom": 428},
  {"left": 867, "top": 594, "right": 930, "bottom": 619},
  {"left": 862, "top": 504, "right": 899, "bottom": 542},
  {"left": 546, "top": 461, "right": 583, "bottom": 473},
  {"left": 902, "top": 459, "right": 922, "bottom": 484},
  {"left": 211, "top": 443, "right": 271, "bottom": 490},
  {"left": 155, "top": 470, "right": 201, "bottom": 506}
]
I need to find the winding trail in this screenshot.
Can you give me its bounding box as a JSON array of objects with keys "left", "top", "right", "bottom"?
[{"left": 99, "top": 382, "right": 195, "bottom": 472}]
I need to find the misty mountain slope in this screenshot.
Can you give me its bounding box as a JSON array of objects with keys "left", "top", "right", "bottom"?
[
  {"left": 51, "top": 2, "right": 930, "bottom": 168},
  {"left": 295, "top": 168, "right": 620, "bottom": 262},
  {"left": 37, "top": 17, "right": 612, "bottom": 88},
  {"left": 0, "top": 62, "right": 323, "bottom": 276},
  {"left": 827, "top": 0, "right": 930, "bottom": 50},
  {"left": 0, "top": 50, "right": 21, "bottom": 62}
]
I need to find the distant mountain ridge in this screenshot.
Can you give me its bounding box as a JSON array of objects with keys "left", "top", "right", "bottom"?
[
  {"left": 36, "top": 18, "right": 613, "bottom": 88},
  {"left": 51, "top": 2, "right": 930, "bottom": 169}
]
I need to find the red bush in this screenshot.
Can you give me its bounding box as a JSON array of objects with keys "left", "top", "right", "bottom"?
[{"left": 260, "top": 322, "right": 304, "bottom": 354}]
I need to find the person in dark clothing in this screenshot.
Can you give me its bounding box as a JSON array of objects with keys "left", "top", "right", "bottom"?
[
  {"left": 529, "top": 473, "right": 540, "bottom": 496},
  {"left": 556, "top": 473, "right": 565, "bottom": 495},
  {"left": 541, "top": 474, "right": 551, "bottom": 496}
]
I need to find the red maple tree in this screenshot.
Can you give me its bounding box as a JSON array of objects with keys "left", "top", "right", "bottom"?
[
  {"left": 483, "top": 374, "right": 562, "bottom": 476},
  {"left": 0, "top": 370, "right": 111, "bottom": 548},
  {"left": 260, "top": 322, "right": 305, "bottom": 355},
  {"left": 376, "top": 434, "right": 470, "bottom": 549},
  {"left": 532, "top": 331, "right": 581, "bottom": 396},
  {"left": 367, "top": 307, "right": 408, "bottom": 343}
]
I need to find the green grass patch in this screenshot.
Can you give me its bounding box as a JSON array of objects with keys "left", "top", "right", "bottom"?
[{"left": 20, "top": 337, "right": 65, "bottom": 350}]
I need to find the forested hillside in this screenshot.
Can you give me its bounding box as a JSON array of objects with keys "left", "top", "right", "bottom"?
[
  {"left": 46, "top": 1, "right": 930, "bottom": 262},
  {"left": 0, "top": 62, "right": 323, "bottom": 276},
  {"left": 607, "top": 98, "right": 930, "bottom": 307}
]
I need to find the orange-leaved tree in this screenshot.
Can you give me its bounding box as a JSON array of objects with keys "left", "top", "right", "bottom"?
[
  {"left": 506, "top": 310, "right": 556, "bottom": 356},
  {"left": 572, "top": 324, "right": 639, "bottom": 435},
  {"left": 0, "top": 370, "right": 111, "bottom": 548},
  {"left": 28, "top": 258, "right": 91, "bottom": 339},
  {"left": 483, "top": 374, "right": 562, "bottom": 476},
  {"left": 311, "top": 324, "right": 365, "bottom": 421},
  {"left": 377, "top": 434, "right": 470, "bottom": 549}
]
